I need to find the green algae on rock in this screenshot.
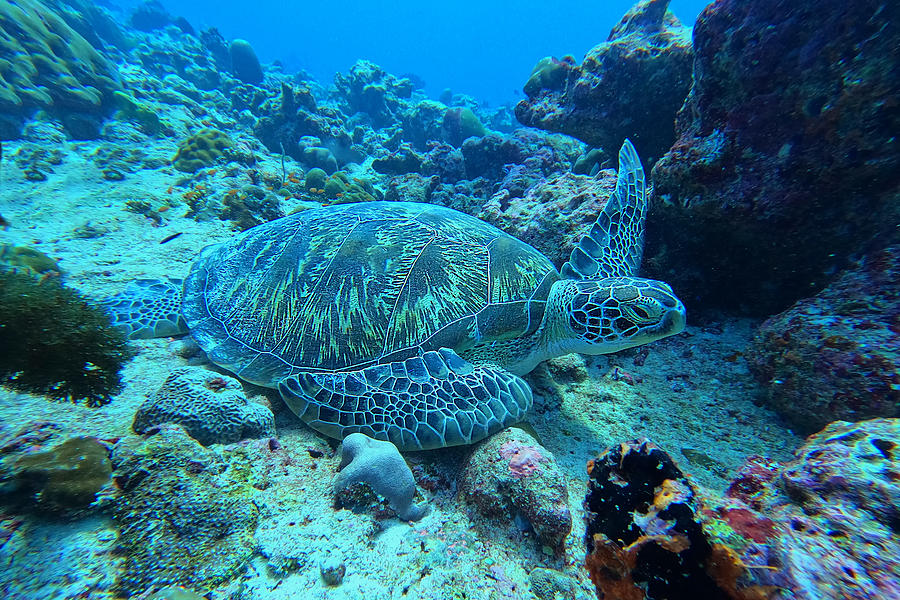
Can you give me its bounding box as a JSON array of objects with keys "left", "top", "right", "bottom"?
[
  {"left": 9, "top": 436, "right": 112, "bottom": 511},
  {"left": 0, "top": 244, "right": 62, "bottom": 277}
]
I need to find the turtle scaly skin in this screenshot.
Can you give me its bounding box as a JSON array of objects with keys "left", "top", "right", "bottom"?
[{"left": 104, "top": 140, "right": 685, "bottom": 450}]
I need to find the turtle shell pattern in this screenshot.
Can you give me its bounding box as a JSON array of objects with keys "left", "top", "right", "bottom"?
[{"left": 182, "top": 201, "right": 559, "bottom": 387}]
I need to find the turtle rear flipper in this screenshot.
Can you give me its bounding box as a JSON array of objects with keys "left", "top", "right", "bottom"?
[
  {"left": 102, "top": 278, "right": 188, "bottom": 339},
  {"left": 278, "top": 349, "right": 533, "bottom": 451}
]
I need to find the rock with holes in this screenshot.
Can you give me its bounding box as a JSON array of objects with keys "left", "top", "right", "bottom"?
[
  {"left": 133, "top": 366, "right": 275, "bottom": 446},
  {"left": 764, "top": 419, "right": 900, "bottom": 600}
]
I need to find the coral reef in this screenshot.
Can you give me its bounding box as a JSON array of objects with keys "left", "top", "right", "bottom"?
[
  {"left": 0, "top": 0, "right": 120, "bottom": 137},
  {"left": 221, "top": 184, "right": 284, "bottom": 230},
  {"left": 333, "top": 433, "right": 426, "bottom": 522},
  {"left": 128, "top": 0, "right": 173, "bottom": 32},
  {"left": 132, "top": 367, "right": 276, "bottom": 446},
  {"left": 585, "top": 421, "right": 900, "bottom": 600},
  {"left": 479, "top": 170, "right": 616, "bottom": 269},
  {"left": 172, "top": 129, "right": 234, "bottom": 172},
  {"left": 333, "top": 60, "right": 413, "bottom": 128},
  {"left": 711, "top": 419, "right": 900, "bottom": 600},
  {"left": 252, "top": 83, "right": 356, "bottom": 166},
  {"left": 529, "top": 567, "right": 579, "bottom": 600},
  {"left": 646, "top": 0, "right": 900, "bottom": 314},
  {"left": 515, "top": 0, "right": 692, "bottom": 163},
  {"left": 746, "top": 246, "right": 900, "bottom": 434},
  {"left": 0, "top": 271, "right": 133, "bottom": 406},
  {"left": 765, "top": 419, "right": 900, "bottom": 600},
  {"left": 111, "top": 424, "right": 258, "bottom": 594},
  {"left": 441, "top": 107, "right": 487, "bottom": 147},
  {"left": 112, "top": 90, "right": 164, "bottom": 135},
  {"left": 460, "top": 427, "right": 571, "bottom": 552}
]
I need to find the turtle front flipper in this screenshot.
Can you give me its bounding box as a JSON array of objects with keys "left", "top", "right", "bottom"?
[
  {"left": 562, "top": 139, "right": 647, "bottom": 280},
  {"left": 278, "top": 349, "right": 533, "bottom": 451},
  {"left": 102, "top": 278, "right": 188, "bottom": 339}
]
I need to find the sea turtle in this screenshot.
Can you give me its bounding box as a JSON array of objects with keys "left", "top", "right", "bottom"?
[{"left": 104, "top": 140, "right": 685, "bottom": 451}]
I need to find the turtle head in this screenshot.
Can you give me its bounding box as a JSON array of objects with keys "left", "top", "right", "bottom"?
[{"left": 548, "top": 277, "right": 685, "bottom": 355}]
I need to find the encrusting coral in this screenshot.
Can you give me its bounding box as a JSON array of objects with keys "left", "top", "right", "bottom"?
[
  {"left": 172, "top": 128, "right": 234, "bottom": 172},
  {"left": 111, "top": 424, "right": 258, "bottom": 594},
  {"left": 0, "top": 0, "right": 119, "bottom": 121}
]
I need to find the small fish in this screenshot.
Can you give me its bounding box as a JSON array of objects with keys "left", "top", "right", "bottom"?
[{"left": 159, "top": 232, "right": 183, "bottom": 244}]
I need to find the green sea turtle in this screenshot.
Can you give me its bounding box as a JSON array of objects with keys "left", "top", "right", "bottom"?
[{"left": 105, "top": 140, "right": 685, "bottom": 450}]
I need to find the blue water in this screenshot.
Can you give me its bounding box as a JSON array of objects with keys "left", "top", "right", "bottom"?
[{"left": 157, "top": 0, "right": 710, "bottom": 106}]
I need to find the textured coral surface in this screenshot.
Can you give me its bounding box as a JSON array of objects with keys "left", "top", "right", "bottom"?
[{"left": 515, "top": 0, "right": 693, "bottom": 164}]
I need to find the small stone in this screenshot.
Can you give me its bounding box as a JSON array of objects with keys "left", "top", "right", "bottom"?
[{"left": 320, "top": 554, "right": 346, "bottom": 586}]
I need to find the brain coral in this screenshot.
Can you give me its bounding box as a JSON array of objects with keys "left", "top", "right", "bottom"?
[
  {"left": 133, "top": 367, "right": 275, "bottom": 446},
  {"left": 0, "top": 0, "right": 119, "bottom": 114},
  {"left": 172, "top": 128, "right": 234, "bottom": 172}
]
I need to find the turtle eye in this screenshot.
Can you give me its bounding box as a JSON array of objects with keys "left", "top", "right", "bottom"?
[
  {"left": 622, "top": 301, "right": 660, "bottom": 324},
  {"left": 632, "top": 306, "right": 650, "bottom": 319}
]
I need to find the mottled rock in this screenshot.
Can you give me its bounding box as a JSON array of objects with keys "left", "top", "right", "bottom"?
[
  {"left": 111, "top": 424, "right": 258, "bottom": 594},
  {"left": 767, "top": 419, "right": 900, "bottom": 600},
  {"left": 133, "top": 367, "right": 275, "bottom": 446},
  {"left": 646, "top": 0, "right": 900, "bottom": 314},
  {"left": 460, "top": 427, "right": 571, "bottom": 551},
  {"left": 746, "top": 246, "right": 900, "bottom": 434},
  {"left": 515, "top": 0, "right": 692, "bottom": 163}
]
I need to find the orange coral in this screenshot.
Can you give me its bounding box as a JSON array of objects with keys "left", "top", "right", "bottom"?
[
  {"left": 706, "top": 544, "right": 778, "bottom": 600},
  {"left": 585, "top": 535, "right": 644, "bottom": 600}
]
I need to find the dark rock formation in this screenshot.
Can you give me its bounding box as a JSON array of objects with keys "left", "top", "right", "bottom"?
[
  {"left": 746, "top": 246, "right": 900, "bottom": 435},
  {"left": 645, "top": 0, "right": 900, "bottom": 314}
]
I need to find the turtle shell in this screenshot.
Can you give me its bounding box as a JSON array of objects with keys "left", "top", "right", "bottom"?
[{"left": 182, "top": 201, "right": 559, "bottom": 387}]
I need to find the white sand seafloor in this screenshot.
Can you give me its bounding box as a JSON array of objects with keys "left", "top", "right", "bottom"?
[{"left": 0, "top": 136, "right": 802, "bottom": 600}]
